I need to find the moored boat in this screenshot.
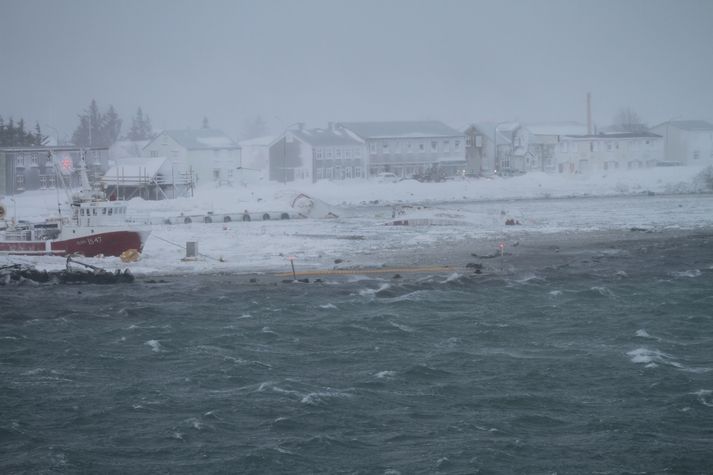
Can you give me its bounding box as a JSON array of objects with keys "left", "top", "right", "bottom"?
[{"left": 0, "top": 152, "right": 150, "bottom": 257}]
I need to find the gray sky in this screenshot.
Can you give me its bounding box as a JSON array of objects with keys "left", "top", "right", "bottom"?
[{"left": 1, "top": 0, "right": 712, "bottom": 139}]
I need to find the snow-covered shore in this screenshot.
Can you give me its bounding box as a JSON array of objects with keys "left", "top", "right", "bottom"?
[{"left": 2, "top": 166, "right": 713, "bottom": 277}]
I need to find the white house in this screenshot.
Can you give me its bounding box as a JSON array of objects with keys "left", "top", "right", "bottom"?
[
  {"left": 495, "top": 122, "right": 588, "bottom": 174},
  {"left": 650, "top": 120, "right": 713, "bottom": 166},
  {"left": 336, "top": 121, "right": 466, "bottom": 178},
  {"left": 143, "top": 129, "right": 240, "bottom": 187},
  {"left": 553, "top": 132, "right": 663, "bottom": 174}
]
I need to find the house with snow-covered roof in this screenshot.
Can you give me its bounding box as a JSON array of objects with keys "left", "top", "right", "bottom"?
[
  {"left": 494, "top": 122, "right": 589, "bottom": 174},
  {"left": 650, "top": 120, "right": 713, "bottom": 166},
  {"left": 269, "top": 124, "right": 366, "bottom": 183},
  {"left": 336, "top": 121, "right": 465, "bottom": 178},
  {"left": 143, "top": 129, "right": 240, "bottom": 187},
  {"left": 553, "top": 131, "right": 663, "bottom": 174}
]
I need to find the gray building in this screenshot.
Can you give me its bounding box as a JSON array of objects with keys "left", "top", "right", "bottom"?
[
  {"left": 336, "top": 121, "right": 466, "bottom": 178},
  {"left": 0, "top": 146, "right": 109, "bottom": 195},
  {"left": 269, "top": 124, "right": 366, "bottom": 183}
]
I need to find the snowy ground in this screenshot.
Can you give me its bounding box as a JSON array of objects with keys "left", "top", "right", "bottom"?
[{"left": 2, "top": 165, "right": 713, "bottom": 276}]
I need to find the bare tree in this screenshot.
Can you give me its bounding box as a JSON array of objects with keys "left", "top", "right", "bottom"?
[{"left": 612, "top": 107, "right": 647, "bottom": 133}]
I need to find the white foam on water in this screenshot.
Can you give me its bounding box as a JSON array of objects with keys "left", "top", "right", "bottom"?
[
  {"left": 671, "top": 269, "right": 702, "bottom": 278},
  {"left": 615, "top": 270, "right": 628, "bottom": 278},
  {"left": 627, "top": 347, "right": 682, "bottom": 368},
  {"left": 145, "top": 340, "right": 162, "bottom": 352},
  {"left": 635, "top": 329, "right": 653, "bottom": 338},
  {"left": 549, "top": 290, "right": 563, "bottom": 296},
  {"left": 389, "top": 321, "right": 415, "bottom": 333},
  {"left": 440, "top": 272, "right": 462, "bottom": 283},
  {"left": 375, "top": 370, "right": 396, "bottom": 379},
  {"left": 513, "top": 272, "right": 541, "bottom": 284},
  {"left": 591, "top": 286, "right": 615, "bottom": 297},
  {"left": 693, "top": 389, "right": 713, "bottom": 407},
  {"left": 237, "top": 314, "right": 253, "bottom": 319},
  {"left": 319, "top": 303, "right": 338, "bottom": 309},
  {"left": 300, "top": 389, "right": 352, "bottom": 405},
  {"left": 359, "top": 283, "right": 391, "bottom": 297}
]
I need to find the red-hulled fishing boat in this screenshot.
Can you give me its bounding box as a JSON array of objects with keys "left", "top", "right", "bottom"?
[{"left": 0, "top": 153, "right": 150, "bottom": 257}]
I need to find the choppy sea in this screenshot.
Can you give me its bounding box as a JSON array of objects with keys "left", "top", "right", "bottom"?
[{"left": 2, "top": 232, "right": 712, "bottom": 474}]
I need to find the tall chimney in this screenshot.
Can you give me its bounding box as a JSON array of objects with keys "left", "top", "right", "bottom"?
[{"left": 587, "top": 92, "right": 592, "bottom": 135}]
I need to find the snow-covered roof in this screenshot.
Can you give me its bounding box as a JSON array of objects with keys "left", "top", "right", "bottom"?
[
  {"left": 159, "top": 129, "right": 239, "bottom": 150},
  {"left": 662, "top": 120, "right": 713, "bottom": 132},
  {"left": 525, "top": 122, "right": 588, "bottom": 136},
  {"left": 239, "top": 135, "right": 276, "bottom": 147},
  {"left": 338, "top": 121, "right": 463, "bottom": 139},
  {"left": 290, "top": 127, "right": 364, "bottom": 147},
  {"left": 564, "top": 131, "right": 662, "bottom": 140}
]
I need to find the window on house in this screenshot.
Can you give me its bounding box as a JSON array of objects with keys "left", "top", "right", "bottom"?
[
  {"left": 406, "top": 142, "right": 413, "bottom": 153},
  {"left": 355, "top": 166, "right": 362, "bottom": 178},
  {"left": 443, "top": 141, "right": 450, "bottom": 152},
  {"left": 466, "top": 136, "right": 473, "bottom": 147},
  {"left": 382, "top": 142, "right": 389, "bottom": 154},
  {"left": 454, "top": 140, "right": 461, "bottom": 151},
  {"left": 345, "top": 149, "right": 352, "bottom": 159},
  {"left": 693, "top": 150, "right": 700, "bottom": 160},
  {"left": 317, "top": 168, "right": 323, "bottom": 179},
  {"left": 431, "top": 141, "right": 437, "bottom": 152},
  {"left": 419, "top": 143, "right": 425, "bottom": 153},
  {"left": 369, "top": 142, "right": 377, "bottom": 154},
  {"left": 335, "top": 148, "right": 342, "bottom": 159},
  {"left": 150, "top": 151, "right": 159, "bottom": 157},
  {"left": 326, "top": 149, "right": 333, "bottom": 158},
  {"left": 316, "top": 149, "right": 323, "bottom": 159}
]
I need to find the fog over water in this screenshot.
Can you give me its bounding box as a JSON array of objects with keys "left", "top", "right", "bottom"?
[{"left": 2, "top": 0, "right": 713, "bottom": 137}]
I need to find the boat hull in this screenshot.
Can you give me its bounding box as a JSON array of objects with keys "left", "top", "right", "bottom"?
[{"left": 0, "top": 230, "right": 149, "bottom": 257}]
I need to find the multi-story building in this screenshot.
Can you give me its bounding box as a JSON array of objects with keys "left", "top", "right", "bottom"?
[
  {"left": 336, "top": 121, "right": 466, "bottom": 178},
  {"left": 269, "top": 124, "right": 366, "bottom": 183},
  {"left": 0, "top": 146, "right": 109, "bottom": 195},
  {"left": 553, "top": 132, "right": 663, "bottom": 174}
]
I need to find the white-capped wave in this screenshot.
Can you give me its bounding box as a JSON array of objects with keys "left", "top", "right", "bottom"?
[
  {"left": 671, "top": 269, "right": 702, "bottom": 278},
  {"left": 627, "top": 347, "right": 682, "bottom": 368},
  {"left": 389, "top": 321, "right": 415, "bottom": 333},
  {"left": 359, "top": 283, "right": 391, "bottom": 296},
  {"left": 549, "top": 290, "right": 563, "bottom": 296},
  {"left": 375, "top": 370, "right": 396, "bottom": 379},
  {"left": 693, "top": 389, "right": 713, "bottom": 407},
  {"left": 300, "top": 389, "right": 352, "bottom": 405},
  {"left": 440, "top": 272, "right": 462, "bottom": 284},
  {"left": 145, "top": 340, "right": 162, "bottom": 352},
  {"left": 319, "top": 303, "right": 337, "bottom": 309},
  {"left": 591, "top": 286, "right": 615, "bottom": 297},
  {"left": 635, "top": 329, "right": 653, "bottom": 338}
]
